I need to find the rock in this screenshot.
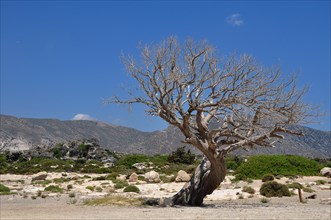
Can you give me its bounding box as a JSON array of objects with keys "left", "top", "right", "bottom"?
[
  {"left": 320, "top": 198, "right": 331, "bottom": 205},
  {"left": 175, "top": 170, "right": 191, "bottom": 182},
  {"left": 129, "top": 172, "right": 138, "bottom": 182},
  {"left": 144, "top": 171, "right": 161, "bottom": 183},
  {"left": 160, "top": 197, "right": 173, "bottom": 207},
  {"left": 320, "top": 167, "right": 331, "bottom": 177},
  {"left": 32, "top": 172, "right": 48, "bottom": 181},
  {"left": 132, "top": 163, "right": 147, "bottom": 170},
  {"left": 318, "top": 185, "right": 330, "bottom": 190},
  {"left": 116, "top": 174, "right": 127, "bottom": 181},
  {"left": 306, "top": 194, "right": 317, "bottom": 199}
]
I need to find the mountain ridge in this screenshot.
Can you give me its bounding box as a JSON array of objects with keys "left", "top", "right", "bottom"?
[{"left": 0, "top": 114, "right": 330, "bottom": 158}]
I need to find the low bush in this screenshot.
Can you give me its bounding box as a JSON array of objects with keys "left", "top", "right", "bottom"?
[
  {"left": 287, "top": 182, "right": 303, "bottom": 189},
  {"left": 242, "top": 186, "right": 255, "bottom": 194},
  {"left": 260, "top": 197, "right": 269, "bottom": 203},
  {"left": 303, "top": 187, "right": 315, "bottom": 193},
  {"left": 315, "top": 180, "right": 327, "bottom": 185},
  {"left": 44, "top": 185, "right": 63, "bottom": 193},
  {"left": 123, "top": 185, "right": 140, "bottom": 193},
  {"left": 0, "top": 183, "right": 11, "bottom": 195},
  {"left": 262, "top": 174, "right": 275, "bottom": 182},
  {"left": 113, "top": 180, "right": 129, "bottom": 189},
  {"left": 260, "top": 181, "right": 290, "bottom": 197},
  {"left": 86, "top": 186, "right": 95, "bottom": 191}
]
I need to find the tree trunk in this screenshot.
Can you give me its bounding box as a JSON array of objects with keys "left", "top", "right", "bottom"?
[{"left": 171, "top": 155, "right": 227, "bottom": 206}]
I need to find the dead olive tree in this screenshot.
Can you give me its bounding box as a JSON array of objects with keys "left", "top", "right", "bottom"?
[{"left": 109, "top": 37, "right": 312, "bottom": 206}]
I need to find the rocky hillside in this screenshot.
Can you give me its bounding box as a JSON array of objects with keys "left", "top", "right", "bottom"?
[{"left": 0, "top": 114, "right": 330, "bottom": 158}]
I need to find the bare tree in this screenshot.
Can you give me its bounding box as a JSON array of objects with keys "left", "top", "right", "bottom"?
[{"left": 108, "top": 37, "right": 313, "bottom": 206}]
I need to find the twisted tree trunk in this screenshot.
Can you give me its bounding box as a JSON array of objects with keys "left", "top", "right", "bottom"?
[{"left": 171, "top": 155, "right": 227, "bottom": 206}]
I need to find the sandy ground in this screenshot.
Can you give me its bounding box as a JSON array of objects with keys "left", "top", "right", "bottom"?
[{"left": 1, "top": 173, "right": 330, "bottom": 220}]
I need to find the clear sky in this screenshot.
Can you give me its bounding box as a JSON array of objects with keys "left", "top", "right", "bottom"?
[{"left": 1, "top": 1, "right": 330, "bottom": 131}]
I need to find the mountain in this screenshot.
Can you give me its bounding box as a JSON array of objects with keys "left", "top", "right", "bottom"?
[{"left": 0, "top": 114, "right": 330, "bottom": 158}]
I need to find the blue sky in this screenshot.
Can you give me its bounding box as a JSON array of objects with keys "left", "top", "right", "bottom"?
[{"left": 1, "top": 1, "right": 330, "bottom": 131}]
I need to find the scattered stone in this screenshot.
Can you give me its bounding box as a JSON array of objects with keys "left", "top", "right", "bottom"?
[
  {"left": 143, "top": 198, "right": 160, "bottom": 206},
  {"left": 129, "top": 172, "right": 138, "bottom": 182},
  {"left": 175, "top": 170, "right": 191, "bottom": 182},
  {"left": 159, "top": 197, "right": 173, "bottom": 207},
  {"left": 144, "top": 171, "right": 160, "bottom": 183},
  {"left": 32, "top": 172, "right": 48, "bottom": 181},
  {"left": 320, "top": 198, "right": 331, "bottom": 205},
  {"left": 318, "top": 185, "right": 330, "bottom": 190},
  {"left": 306, "top": 194, "right": 317, "bottom": 199},
  {"left": 320, "top": 167, "right": 331, "bottom": 178},
  {"left": 132, "top": 163, "right": 146, "bottom": 170},
  {"left": 116, "top": 174, "right": 127, "bottom": 181}
]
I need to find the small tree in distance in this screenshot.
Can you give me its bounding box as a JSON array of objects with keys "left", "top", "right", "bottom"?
[
  {"left": 168, "top": 146, "right": 196, "bottom": 164},
  {"left": 108, "top": 37, "right": 314, "bottom": 206}
]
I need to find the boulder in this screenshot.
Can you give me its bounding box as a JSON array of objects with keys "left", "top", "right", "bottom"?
[
  {"left": 129, "top": 172, "right": 138, "bottom": 182},
  {"left": 175, "top": 170, "right": 191, "bottom": 182},
  {"left": 320, "top": 167, "right": 331, "bottom": 177},
  {"left": 144, "top": 170, "right": 160, "bottom": 183},
  {"left": 132, "top": 163, "right": 146, "bottom": 170},
  {"left": 116, "top": 174, "right": 127, "bottom": 181},
  {"left": 32, "top": 172, "right": 48, "bottom": 181}
]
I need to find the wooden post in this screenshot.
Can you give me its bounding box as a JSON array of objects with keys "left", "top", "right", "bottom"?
[{"left": 298, "top": 188, "right": 303, "bottom": 203}]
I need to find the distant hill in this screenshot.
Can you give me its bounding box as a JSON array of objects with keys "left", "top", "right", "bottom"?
[{"left": 0, "top": 114, "right": 330, "bottom": 158}]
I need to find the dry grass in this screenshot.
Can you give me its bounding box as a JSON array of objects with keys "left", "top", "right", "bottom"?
[{"left": 84, "top": 194, "right": 144, "bottom": 206}]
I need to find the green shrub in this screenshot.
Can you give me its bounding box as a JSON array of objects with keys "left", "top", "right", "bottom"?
[
  {"left": 168, "top": 146, "right": 196, "bottom": 164},
  {"left": 262, "top": 174, "right": 275, "bottom": 182},
  {"left": 303, "top": 187, "right": 315, "bottom": 193},
  {"left": 95, "top": 186, "right": 103, "bottom": 192},
  {"left": 113, "top": 179, "right": 129, "bottom": 189},
  {"left": 235, "top": 155, "right": 322, "bottom": 180},
  {"left": 92, "top": 176, "right": 106, "bottom": 181},
  {"left": 86, "top": 186, "right": 95, "bottom": 191},
  {"left": 123, "top": 185, "right": 140, "bottom": 193},
  {"left": 138, "top": 175, "right": 146, "bottom": 181},
  {"left": 44, "top": 185, "right": 63, "bottom": 193},
  {"left": 53, "top": 177, "right": 71, "bottom": 183},
  {"left": 117, "top": 154, "right": 149, "bottom": 169},
  {"left": 260, "top": 197, "right": 269, "bottom": 203},
  {"left": 260, "top": 181, "right": 290, "bottom": 197},
  {"left": 0, "top": 183, "right": 10, "bottom": 195},
  {"left": 315, "top": 180, "right": 327, "bottom": 185},
  {"left": 242, "top": 186, "right": 255, "bottom": 194},
  {"left": 287, "top": 182, "right": 303, "bottom": 189},
  {"left": 225, "top": 155, "right": 245, "bottom": 171}
]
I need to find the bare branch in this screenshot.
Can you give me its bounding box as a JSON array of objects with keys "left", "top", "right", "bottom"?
[{"left": 108, "top": 37, "right": 316, "bottom": 158}]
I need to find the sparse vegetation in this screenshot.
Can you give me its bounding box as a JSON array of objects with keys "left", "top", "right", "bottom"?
[
  {"left": 84, "top": 195, "right": 144, "bottom": 206},
  {"left": 260, "top": 197, "right": 269, "bottom": 203},
  {"left": 303, "top": 187, "right": 315, "bottom": 193},
  {"left": 315, "top": 180, "right": 327, "bottom": 185}
]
